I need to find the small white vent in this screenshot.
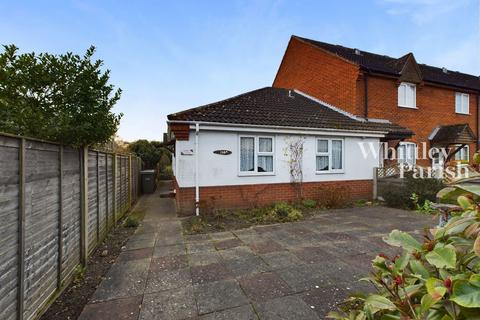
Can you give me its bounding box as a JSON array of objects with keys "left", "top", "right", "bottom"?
[
  {"left": 288, "top": 90, "right": 294, "bottom": 98},
  {"left": 354, "top": 49, "right": 361, "bottom": 55},
  {"left": 442, "top": 67, "right": 448, "bottom": 74}
]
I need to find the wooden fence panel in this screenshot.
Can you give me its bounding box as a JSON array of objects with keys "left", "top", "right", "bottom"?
[
  {"left": 23, "top": 141, "right": 60, "bottom": 320},
  {"left": 60, "top": 147, "right": 81, "bottom": 284},
  {"left": 87, "top": 151, "right": 98, "bottom": 254},
  {"left": 98, "top": 153, "right": 107, "bottom": 240},
  {"left": 0, "top": 133, "right": 141, "bottom": 320},
  {"left": 0, "top": 136, "right": 20, "bottom": 320}
]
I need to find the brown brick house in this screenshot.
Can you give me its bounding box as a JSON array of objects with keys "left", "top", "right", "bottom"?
[{"left": 273, "top": 36, "right": 480, "bottom": 167}]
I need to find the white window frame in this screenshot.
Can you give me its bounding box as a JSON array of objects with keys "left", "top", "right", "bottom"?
[
  {"left": 238, "top": 135, "right": 275, "bottom": 176},
  {"left": 455, "top": 92, "right": 469, "bottom": 115},
  {"left": 398, "top": 82, "right": 417, "bottom": 109},
  {"left": 397, "top": 142, "right": 416, "bottom": 165},
  {"left": 315, "top": 138, "right": 345, "bottom": 174},
  {"left": 454, "top": 144, "right": 469, "bottom": 162}
]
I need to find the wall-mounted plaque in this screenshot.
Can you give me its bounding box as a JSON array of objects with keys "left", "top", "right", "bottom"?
[
  {"left": 181, "top": 149, "right": 194, "bottom": 155},
  {"left": 213, "top": 150, "right": 232, "bottom": 155}
]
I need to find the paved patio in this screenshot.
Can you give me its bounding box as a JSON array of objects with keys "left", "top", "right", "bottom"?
[{"left": 79, "top": 185, "right": 435, "bottom": 320}]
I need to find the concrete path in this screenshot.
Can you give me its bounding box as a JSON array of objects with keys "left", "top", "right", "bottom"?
[{"left": 79, "top": 187, "right": 434, "bottom": 320}]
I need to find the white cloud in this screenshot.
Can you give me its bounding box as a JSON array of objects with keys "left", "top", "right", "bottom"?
[{"left": 379, "top": 0, "right": 471, "bottom": 25}]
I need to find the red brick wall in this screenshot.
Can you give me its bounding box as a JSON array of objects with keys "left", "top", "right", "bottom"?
[
  {"left": 273, "top": 37, "right": 362, "bottom": 115},
  {"left": 366, "top": 75, "right": 478, "bottom": 165},
  {"left": 273, "top": 38, "right": 479, "bottom": 165},
  {"left": 175, "top": 179, "right": 373, "bottom": 216}
]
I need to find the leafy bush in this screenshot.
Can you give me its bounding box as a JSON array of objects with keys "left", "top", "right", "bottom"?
[
  {"left": 318, "top": 186, "right": 350, "bottom": 208},
  {"left": 302, "top": 199, "right": 317, "bottom": 208},
  {"left": 410, "top": 192, "right": 436, "bottom": 214},
  {"left": 0, "top": 45, "right": 122, "bottom": 146},
  {"left": 124, "top": 216, "right": 139, "bottom": 228},
  {"left": 381, "top": 173, "right": 444, "bottom": 209},
  {"left": 329, "top": 195, "right": 480, "bottom": 319},
  {"left": 265, "top": 202, "right": 303, "bottom": 222}
]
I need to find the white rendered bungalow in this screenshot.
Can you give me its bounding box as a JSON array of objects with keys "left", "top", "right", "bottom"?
[{"left": 167, "top": 87, "right": 412, "bottom": 215}]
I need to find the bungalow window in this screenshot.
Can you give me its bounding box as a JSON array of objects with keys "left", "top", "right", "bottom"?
[
  {"left": 398, "top": 82, "right": 416, "bottom": 108},
  {"left": 398, "top": 142, "right": 416, "bottom": 166},
  {"left": 454, "top": 145, "right": 469, "bottom": 161},
  {"left": 239, "top": 136, "right": 274, "bottom": 174},
  {"left": 316, "top": 138, "right": 344, "bottom": 173},
  {"left": 455, "top": 93, "right": 469, "bottom": 114}
]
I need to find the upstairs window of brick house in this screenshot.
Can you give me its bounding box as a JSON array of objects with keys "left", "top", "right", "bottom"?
[
  {"left": 398, "top": 82, "right": 416, "bottom": 108},
  {"left": 455, "top": 93, "right": 469, "bottom": 114},
  {"left": 239, "top": 136, "right": 274, "bottom": 175}
]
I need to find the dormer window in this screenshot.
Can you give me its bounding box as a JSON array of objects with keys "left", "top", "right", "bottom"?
[
  {"left": 455, "top": 92, "right": 469, "bottom": 114},
  {"left": 398, "top": 82, "right": 416, "bottom": 109}
]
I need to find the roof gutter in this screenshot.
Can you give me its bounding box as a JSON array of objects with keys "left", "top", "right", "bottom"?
[{"left": 167, "top": 120, "right": 390, "bottom": 137}]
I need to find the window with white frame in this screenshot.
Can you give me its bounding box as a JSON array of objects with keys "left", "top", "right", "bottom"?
[
  {"left": 398, "top": 82, "right": 416, "bottom": 108},
  {"left": 454, "top": 145, "right": 469, "bottom": 161},
  {"left": 316, "top": 138, "right": 344, "bottom": 173},
  {"left": 398, "top": 142, "right": 416, "bottom": 165},
  {"left": 455, "top": 93, "right": 469, "bottom": 114},
  {"left": 239, "top": 136, "right": 274, "bottom": 174}
]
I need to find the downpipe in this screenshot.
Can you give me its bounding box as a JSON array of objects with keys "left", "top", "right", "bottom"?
[{"left": 195, "top": 123, "right": 200, "bottom": 216}]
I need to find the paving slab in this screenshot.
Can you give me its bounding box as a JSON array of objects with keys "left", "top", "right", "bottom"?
[
  {"left": 150, "top": 255, "right": 188, "bottom": 272},
  {"left": 194, "top": 279, "right": 249, "bottom": 315},
  {"left": 239, "top": 272, "right": 292, "bottom": 301},
  {"left": 189, "top": 251, "right": 223, "bottom": 267},
  {"left": 198, "top": 304, "right": 258, "bottom": 320},
  {"left": 145, "top": 267, "right": 192, "bottom": 293},
  {"left": 214, "top": 238, "right": 244, "bottom": 250},
  {"left": 254, "top": 295, "right": 319, "bottom": 320},
  {"left": 223, "top": 256, "right": 269, "bottom": 277},
  {"left": 139, "top": 286, "right": 197, "bottom": 320},
  {"left": 153, "top": 243, "right": 186, "bottom": 258},
  {"left": 187, "top": 241, "right": 217, "bottom": 253},
  {"left": 260, "top": 251, "right": 303, "bottom": 270},
  {"left": 117, "top": 247, "right": 154, "bottom": 262},
  {"left": 91, "top": 258, "right": 150, "bottom": 302},
  {"left": 78, "top": 296, "right": 142, "bottom": 320},
  {"left": 191, "top": 262, "right": 233, "bottom": 285}
]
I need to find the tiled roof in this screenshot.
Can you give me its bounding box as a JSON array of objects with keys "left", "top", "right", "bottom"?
[
  {"left": 429, "top": 124, "right": 476, "bottom": 145},
  {"left": 296, "top": 36, "right": 480, "bottom": 91},
  {"left": 168, "top": 87, "right": 413, "bottom": 138}
]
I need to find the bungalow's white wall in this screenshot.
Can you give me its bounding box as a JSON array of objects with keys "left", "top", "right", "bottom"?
[{"left": 175, "top": 129, "right": 380, "bottom": 188}]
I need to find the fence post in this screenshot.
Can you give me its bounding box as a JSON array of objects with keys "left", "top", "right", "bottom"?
[
  {"left": 57, "top": 145, "right": 63, "bottom": 289},
  {"left": 113, "top": 154, "right": 117, "bottom": 223},
  {"left": 80, "top": 146, "right": 89, "bottom": 266},
  {"left": 373, "top": 167, "right": 378, "bottom": 200},
  {"left": 128, "top": 155, "right": 132, "bottom": 209},
  {"left": 17, "top": 138, "right": 26, "bottom": 320}
]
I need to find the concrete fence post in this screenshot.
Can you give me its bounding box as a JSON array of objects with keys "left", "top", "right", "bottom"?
[
  {"left": 17, "top": 138, "right": 26, "bottom": 320},
  {"left": 57, "top": 145, "right": 64, "bottom": 289},
  {"left": 80, "top": 146, "right": 89, "bottom": 266},
  {"left": 373, "top": 167, "right": 378, "bottom": 200},
  {"left": 113, "top": 154, "right": 117, "bottom": 223}
]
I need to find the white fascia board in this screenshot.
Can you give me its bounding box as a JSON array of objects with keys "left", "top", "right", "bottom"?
[{"left": 167, "top": 120, "right": 386, "bottom": 138}]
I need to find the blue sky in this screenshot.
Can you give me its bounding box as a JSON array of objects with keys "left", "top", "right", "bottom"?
[{"left": 1, "top": 0, "right": 479, "bottom": 141}]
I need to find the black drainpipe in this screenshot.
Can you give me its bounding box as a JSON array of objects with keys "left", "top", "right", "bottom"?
[
  {"left": 477, "top": 94, "right": 479, "bottom": 151},
  {"left": 364, "top": 72, "right": 369, "bottom": 120}
]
